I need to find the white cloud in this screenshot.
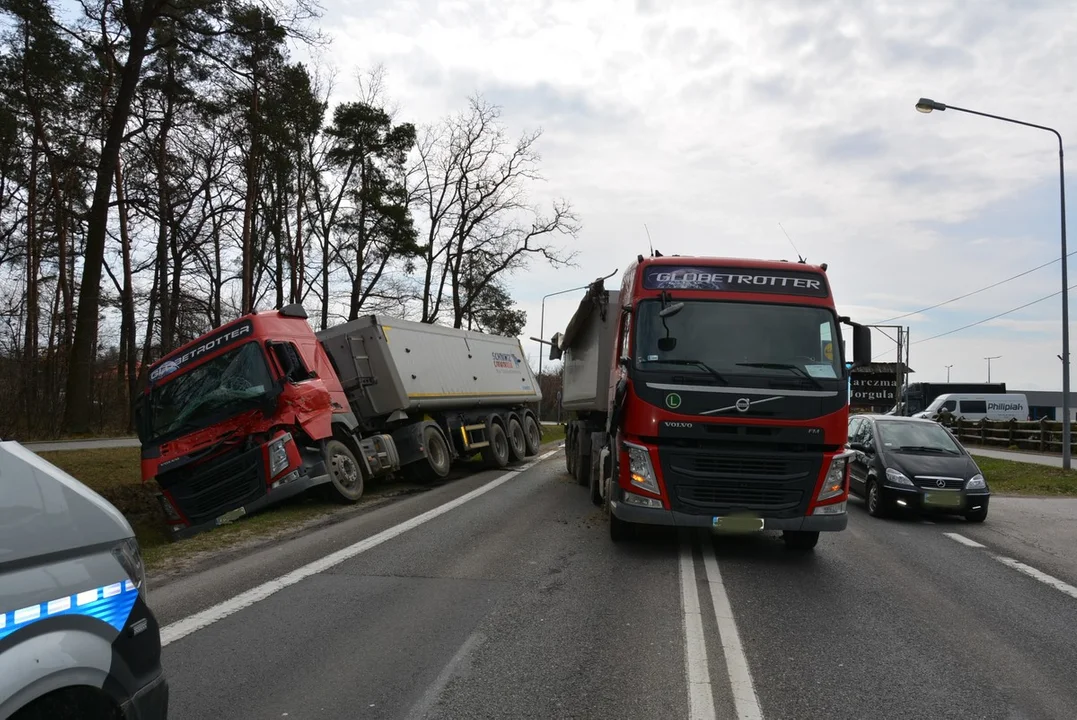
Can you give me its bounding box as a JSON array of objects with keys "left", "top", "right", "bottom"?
[{"left": 318, "top": 0, "right": 1077, "bottom": 390}]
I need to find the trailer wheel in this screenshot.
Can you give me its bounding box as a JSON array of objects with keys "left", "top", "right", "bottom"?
[
  {"left": 325, "top": 439, "right": 364, "bottom": 503},
  {"left": 523, "top": 415, "right": 541, "bottom": 456},
  {"left": 423, "top": 425, "right": 452, "bottom": 479},
  {"left": 506, "top": 417, "right": 527, "bottom": 462},
  {"left": 482, "top": 423, "right": 511, "bottom": 468}
]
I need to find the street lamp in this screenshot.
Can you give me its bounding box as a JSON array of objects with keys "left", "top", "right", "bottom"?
[
  {"left": 916, "top": 97, "right": 1071, "bottom": 469},
  {"left": 537, "top": 268, "right": 619, "bottom": 376},
  {"left": 945, "top": 364, "right": 953, "bottom": 382},
  {"left": 984, "top": 355, "right": 1001, "bottom": 383}
]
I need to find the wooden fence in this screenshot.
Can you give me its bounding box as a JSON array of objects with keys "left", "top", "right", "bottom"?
[{"left": 936, "top": 416, "right": 1072, "bottom": 454}]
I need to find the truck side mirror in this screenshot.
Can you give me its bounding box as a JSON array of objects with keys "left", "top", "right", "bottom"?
[
  {"left": 548, "top": 332, "right": 563, "bottom": 362},
  {"left": 852, "top": 323, "right": 871, "bottom": 368}
]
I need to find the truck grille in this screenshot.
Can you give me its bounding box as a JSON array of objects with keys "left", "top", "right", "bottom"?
[
  {"left": 156, "top": 445, "right": 265, "bottom": 525},
  {"left": 658, "top": 447, "right": 819, "bottom": 518}
]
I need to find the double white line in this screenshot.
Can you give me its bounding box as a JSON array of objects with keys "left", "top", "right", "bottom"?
[{"left": 679, "top": 533, "right": 764, "bottom": 720}]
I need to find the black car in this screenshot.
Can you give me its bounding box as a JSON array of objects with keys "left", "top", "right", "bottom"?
[{"left": 846, "top": 414, "right": 990, "bottom": 522}]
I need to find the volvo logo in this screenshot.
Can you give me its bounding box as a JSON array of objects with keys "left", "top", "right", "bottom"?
[
  {"left": 734, "top": 398, "right": 751, "bottom": 412},
  {"left": 701, "top": 395, "right": 782, "bottom": 416},
  {"left": 936, "top": 479, "right": 946, "bottom": 488}
]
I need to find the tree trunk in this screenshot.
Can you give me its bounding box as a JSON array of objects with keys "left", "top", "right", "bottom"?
[
  {"left": 114, "top": 159, "right": 137, "bottom": 430},
  {"left": 241, "top": 70, "right": 261, "bottom": 313},
  {"left": 63, "top": 17, "right": 154, "bottom": 433}
]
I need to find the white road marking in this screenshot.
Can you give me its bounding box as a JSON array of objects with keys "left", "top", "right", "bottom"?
[
  {"left": 943, "top": 532, "right": 985, "bottom": 548},
  {"left": 160, "top": 450, "right": 558, "bottom": 646},
  {"left": 405, "top": 630, "right": 486, "bottom": 720},
  {"left": 679, "top": 535, "right": 716, "bottom": 720},
  {"left": 702, "top": 542, "right": 764, "bottom": 720},
  {"left": 995, "top": 556, "right": 1077, "bottom": 601}
]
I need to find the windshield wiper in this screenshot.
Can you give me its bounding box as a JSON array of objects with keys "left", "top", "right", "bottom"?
[
  {"left": 735, "top": 361, "right": 823, "bottom": 389},
  {"left": 642, "top": 358, "right": 728, "bottom": 384},
  {"left": 898, "top": 445, "right": 957, "bottom": 454}
]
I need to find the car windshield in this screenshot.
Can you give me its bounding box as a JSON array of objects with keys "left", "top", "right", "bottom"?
[
  {"left": 633, "top": 300, "right": 842, "bottom": 381},
  {"left": 876, "top": 420, "right": 962, "bottom": 454},
  {"left": 147, "top": 342, "right": 272, "bottom": 442}
]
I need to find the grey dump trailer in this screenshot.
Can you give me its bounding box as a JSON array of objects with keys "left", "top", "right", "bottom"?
[
  {"left": 317, "top": 315, "right": 544, "bottom": 479},
  {"left": 548, "top": 280, "right": 619, "bottom": 505}
]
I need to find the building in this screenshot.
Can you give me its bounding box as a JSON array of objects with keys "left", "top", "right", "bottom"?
[{"left": 1012, "top": 391, "right": 1077, "bottom": 421}]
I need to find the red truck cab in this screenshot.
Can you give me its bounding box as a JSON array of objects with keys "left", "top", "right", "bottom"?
[
  {"left": 135, "top": 305, "right": 348, "bottom": 538},
  {"left": 599, "top": 256, "right": 870, "bottom": 548}
]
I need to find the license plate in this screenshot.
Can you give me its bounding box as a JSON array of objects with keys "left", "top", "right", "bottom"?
[
  {"left": 712, "top": 516, "right": 765, "bottom": 533},
  {"left": 216, "top": 507, "right": 247, "bottom": 526},
  {"left": 923, "top": 491, "right": 962, "bottom": 508}
]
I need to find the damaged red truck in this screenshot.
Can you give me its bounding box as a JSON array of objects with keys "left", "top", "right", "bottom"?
[
  {"left": 552, "top": 255, "right": 871, "bottom": 549},
  {"left": 135, "top": 305, "right": 543, "bottom": 539}
]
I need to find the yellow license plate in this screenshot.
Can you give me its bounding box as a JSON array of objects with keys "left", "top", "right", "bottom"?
[
  {"left": 923, "top": 491, "right": 962, "bottom": 508},
  {"left": 712, "top": 516, "right": 765, "bottom": 533}
]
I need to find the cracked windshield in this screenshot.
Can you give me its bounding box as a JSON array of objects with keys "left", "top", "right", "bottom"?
[{"left": 2, "top": 1, "right": 1075, "bottom": 719}]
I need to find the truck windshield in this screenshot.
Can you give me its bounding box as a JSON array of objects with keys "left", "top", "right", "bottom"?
[
  {"left": 146, "top": 342, "right": 272, "bottom": 442},
  {"left": 634, "top": 300, "right": 842, "bottom": 381}
]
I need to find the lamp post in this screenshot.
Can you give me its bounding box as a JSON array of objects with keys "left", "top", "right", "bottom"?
[
  {"left": 916, "top": 97, "right": 1071, "bottom": 469},
  {"left": 984, "top": 355, "right": 1001, "bottom": 383},
  {"left": 537, "top": 268, "right": 619, "bottom": 376},
  {"left": 945, "top": 364, "right": 953, "bottom": 382}
]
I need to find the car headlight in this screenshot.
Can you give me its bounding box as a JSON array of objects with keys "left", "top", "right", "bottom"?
[
  {"left": 268, "top": 434, "right": 291, "bottom": 477},
  {"left": 966, "top": 473, "right": 987, "bottom": 490},
  {"left": 623, "top": 441, "right": 660, "bottom": 495},
  {"left": 816, "top": 456, "right": 848, "bottom": 501},
  {"left": 112, "top": 537, "right": 147, "bottom": 601},
  {"left": 885, "top": 467, "right": 914, "bottom": 486}
]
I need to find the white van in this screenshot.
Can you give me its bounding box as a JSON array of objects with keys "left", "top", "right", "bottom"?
[{"left": 915, "top": 393, "right": 1029, "bottom": 422}]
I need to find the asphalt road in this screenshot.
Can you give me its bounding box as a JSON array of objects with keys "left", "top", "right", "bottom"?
[{"left": 154, "top": 451, "right": 1077, "bottom": 720}]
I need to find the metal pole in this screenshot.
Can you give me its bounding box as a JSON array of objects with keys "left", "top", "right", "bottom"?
[
  {"left": 984, "top": 355, "right": 1001, "bottom": 383},
  {"left": 915, "top": 98, "right": 1069, "bottom": 467},
  {"left": 537, "top": 269, "right": 619, "bottom": 378},
  {"left": 896, "top": 330, "right": 903, "bottom": 415},
  {"left": 538, "top": 301, "right": 546, "bottom": 377},
  {"left": 945, "top": 364, "right": 953, "bottom": 382},
  {"left": 1060, "top": 142, "right": 1071, "bottom": 469}
]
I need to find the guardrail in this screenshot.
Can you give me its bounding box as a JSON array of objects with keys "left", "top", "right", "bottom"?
[{"left": 935, "top": 415, "right": 1070, "bottom": 454}]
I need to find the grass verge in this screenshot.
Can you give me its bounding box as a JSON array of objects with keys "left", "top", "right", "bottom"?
[
  {"left": 973, "top": 455, "right": 1077, "bottom": 497},
  {"left": 540, "top": 423, "right": 566, "bottom": 444}
]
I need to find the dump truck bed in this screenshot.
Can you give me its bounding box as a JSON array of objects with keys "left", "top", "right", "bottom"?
[
  {"left": 317, "top": 315, "right": 541, "bottom": 419},
  {"left": 560, "top": 286, "right": 620, "bottom": 413}
]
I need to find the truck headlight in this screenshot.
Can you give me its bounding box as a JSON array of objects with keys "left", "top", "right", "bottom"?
[
  {"left": 816, "top": 456, "right": 848, "bottom": 501},
  {"left": 112, "top": 537, "right": 147, "bottom": 601},
  {"left": 966, "top": 473, "right": 987, "bottom": 490},
  {"left": 885, "top": 467, "right": 914, "bottom": 486},
  {"left": 623, "top": 441, "right": 660, "bottom": 495},
  {"left": 268, "top": 434, "right": 291, "bottom": 477}
]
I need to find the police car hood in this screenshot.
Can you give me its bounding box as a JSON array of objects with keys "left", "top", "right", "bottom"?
[{"left": 0, "top": 441, "right": 134, "bottom": 565}]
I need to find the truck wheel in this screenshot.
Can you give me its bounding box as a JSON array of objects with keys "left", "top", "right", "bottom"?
[
  {"left": 325, "top": 439, "right": 364, "bottom": 503},
  {"left": 565, "top": 430, "right": 576, "bottom": 476},
  {"left": 506, "top": 417, "right": 527, "bottom": 462},
  {"left": 589, "top": 455, "right": 603, "bottom": 507},
  {"left": 482, "top": 423, "right": 510, "bottom": 468},
  {"left": 523, "top": 415, "right": 542, "bottom": 456},
  {"left": 574, "top": 439, "right": 590, "bottom": 487},
  {"left": 782, "top": 530, "right": 819, "bottom": 551},
  {"left": 423, "top": 425, "right": 452, "bottom": 480}
]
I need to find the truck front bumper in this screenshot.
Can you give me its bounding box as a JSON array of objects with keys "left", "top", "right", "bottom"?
[
  {"left": 609, "top": 490, "right": 848, "bottom": 532},
  {"left": 165, "top": 461, "right": 327, "bottom": 541}
]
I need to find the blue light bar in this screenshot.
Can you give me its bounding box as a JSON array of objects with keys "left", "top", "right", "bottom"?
[{"left": 0, "top": 580, "right": 139, "bottom": 642}]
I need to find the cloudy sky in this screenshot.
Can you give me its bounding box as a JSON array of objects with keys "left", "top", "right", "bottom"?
[{"left": 319, "top": 0, "right": 1076, "bottom": 390}]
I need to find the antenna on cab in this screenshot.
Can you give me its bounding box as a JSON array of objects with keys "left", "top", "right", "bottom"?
[{"left": 778, "top": 221, "right": 806, "bottom": 264}]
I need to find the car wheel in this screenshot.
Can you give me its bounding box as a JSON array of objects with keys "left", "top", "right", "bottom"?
[
  {"left": 866, "top": 478, "right": 888, "bottom": 518},
  {"left": 965, "top": 508, "right": 988, "bottom": 523}
]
